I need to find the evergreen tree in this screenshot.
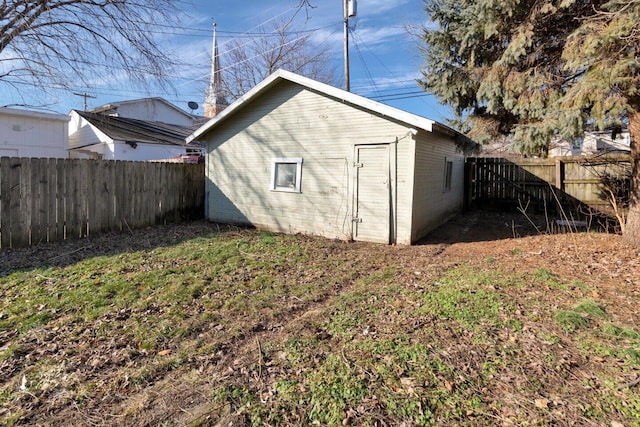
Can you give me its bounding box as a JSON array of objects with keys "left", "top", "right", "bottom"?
[{"left": 419, "top": 0, "right": 640, "bottom": 245}]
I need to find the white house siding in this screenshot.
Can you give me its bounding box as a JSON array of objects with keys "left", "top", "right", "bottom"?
[
  {"left": 205, "top": 81, "right": 415, "bottom": 242},
  {"left": 113, "top": 100, "right": 194, "bottom": 126},
  {"left": 410, "top": 130, "right": 464, "bottom": 243},
  {"left": 549, "top": 131, "right": 631, "bottom": 157},
  {"left": 69, "top": 144, "right": 107, "bottom": 160},
  {"left": 0, "top": 108, "right": 69, "bottom": 158},
  {"left": 111, "top": 142, "right": 187, "bottom": 161},
  {"left": 72, "top": 141, "right": 186, "bottom": 161},
  {"left": 68, "top": 112, "right": 104, "bottom": 150}
]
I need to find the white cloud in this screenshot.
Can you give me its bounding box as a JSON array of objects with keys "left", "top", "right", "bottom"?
[
  {"left": 351, "top": 26, "right": 407, "bottom": 45},
  {"left": 358, "top": 0, "right": 412, "bottom": 16},
  {"left": 311, "top": 24, "right": 408, "bottom": 52}
]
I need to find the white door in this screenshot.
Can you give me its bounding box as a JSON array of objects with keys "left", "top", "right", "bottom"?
[{"left": 353, "top": 145, "right": 390, "bottom": 243}]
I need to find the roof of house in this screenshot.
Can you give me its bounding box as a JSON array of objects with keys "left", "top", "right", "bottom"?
[
  {"left": 90, "top": 97, "right": 200, "bottom": 121},
  {"left": 0, "top": 106, "right": 70, "bottom": 122},
  {"left": 187, "top": 69, "right": 462, "bottom": 144},
  {"left": 73, "top": 110, "right": 203, "bottom": 147}
]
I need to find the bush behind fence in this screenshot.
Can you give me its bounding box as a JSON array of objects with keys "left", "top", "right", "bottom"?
[{"left": 0, "top": 157, "right": 204, "bottom": 248}]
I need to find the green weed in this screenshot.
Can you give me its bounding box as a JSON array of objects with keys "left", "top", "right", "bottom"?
[
  {"left": 556, "top": 299, "right": 608, "bottom": 332},
  {"left": 556, "top": 309, "right": 590, "bottom": 332},
  {"left": 574, "top": 299, "right": 608, "bottom": 319}
]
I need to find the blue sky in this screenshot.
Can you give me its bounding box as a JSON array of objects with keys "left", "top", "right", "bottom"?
[{"left": 1, "top": 0, "right": 452, "bottom": 122}]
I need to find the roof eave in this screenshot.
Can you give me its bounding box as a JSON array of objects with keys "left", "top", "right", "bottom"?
[{"left": 186, "top": 69, "right": 464, "bottom": 143}]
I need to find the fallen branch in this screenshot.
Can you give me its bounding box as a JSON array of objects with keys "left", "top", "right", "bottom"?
[{"left": 48, "top": 246, "right": 91, "bottom": 261}]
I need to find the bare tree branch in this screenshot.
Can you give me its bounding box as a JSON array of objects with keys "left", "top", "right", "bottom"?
[
  {"left": 0, "top": 0, "right": 183, "bottom": 102},
  {"left": 221, "top": 17, "right": 337, "bottom": 100}
]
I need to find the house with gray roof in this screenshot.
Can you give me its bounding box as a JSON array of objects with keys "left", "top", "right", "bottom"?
[{"left": 68, "top": 110, "right": 203, "bottom": 161}]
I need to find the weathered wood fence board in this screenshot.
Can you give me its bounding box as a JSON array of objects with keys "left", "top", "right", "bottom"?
[
  {"left": 466, "top": 155, "right": 631, "bottom": 216},
  {"left": 0, "top": 158, "right": 204, "bottom": 248}
]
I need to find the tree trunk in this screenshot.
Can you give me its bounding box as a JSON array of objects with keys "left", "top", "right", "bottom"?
[{"left": 623, "top": 109, "right": 640, "bottom": 246}]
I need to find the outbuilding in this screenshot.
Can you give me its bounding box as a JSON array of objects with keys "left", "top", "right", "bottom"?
[
  {"left": 0, "top": 107, "right": 70, "bottom": 158},
  {"left": 188, "top": 70, "right": 468, "bottom": 244}
]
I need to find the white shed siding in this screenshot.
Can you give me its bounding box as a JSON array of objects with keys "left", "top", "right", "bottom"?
[
  {"left": 206, "top": 81, "right": 415, "bottom": 242},
  {"left": 410, "top": 131, "right": 464, "bottom": 242},
  {"left": 395, "top": 136, "right": 416, "bottom": 245}
]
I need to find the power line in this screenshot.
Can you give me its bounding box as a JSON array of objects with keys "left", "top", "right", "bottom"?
[
  {"left": 57, "top": 2, "right": 309, "bottom": 39},
  {"left": 349, "top": 27, "right": 381, "bottom": 99},
  {"left": 3, "top": 2, "right": 438, "bottom": 115},
  {"left": 181, "top": 30, "right": 320, "bottom": 89},
  {"left": 352, "top": 79, "right": 419, "bottom": 92},
  {"left": 346, "top": 29, "right": 431, "bottom": 104},
  {"left": 370, "top": 91, "right": 433, "bottom": 101}
]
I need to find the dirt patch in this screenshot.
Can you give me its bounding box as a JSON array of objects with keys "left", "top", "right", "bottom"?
[{"left": 427, "top": 211, "right": 639, "bottom": 304}]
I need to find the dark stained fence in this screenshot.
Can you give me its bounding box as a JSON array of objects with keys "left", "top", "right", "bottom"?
[
  {"left": 0, "top": 158, "right": 204, "bottom": 248},
  {"left": 465, "top": 155, "right": 631, "bottom": 216}
]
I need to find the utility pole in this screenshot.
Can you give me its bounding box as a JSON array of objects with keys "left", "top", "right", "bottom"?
[
  {"left": 343, "top": 0, "right": 357, "bottom": 92},
  {"left": 343, "top": 0, "right": 350, "bottom": 92},
  {"left": 73, "top": 92, "right": 96, "bottom": 111}
]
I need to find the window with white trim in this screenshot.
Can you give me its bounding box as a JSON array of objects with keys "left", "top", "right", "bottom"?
[
  {"left": 271, "top": 157, "right": 303, "bottom": 193},
  {"left": 570, "top": 136, "right": 583, "bottom": 149}
]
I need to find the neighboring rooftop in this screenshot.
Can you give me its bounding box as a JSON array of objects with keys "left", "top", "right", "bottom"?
[
  {"left": 73, "top": 110, "right": 203, "bottom": 147},
  {"left": 0, "top": 106, "right": 70, "bottom": 122},
  {"left": 89, "top": 97, "right": 202, "bottom": 126}
]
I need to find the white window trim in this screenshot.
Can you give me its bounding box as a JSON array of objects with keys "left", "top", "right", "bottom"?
[{"left": 271, "top": 157, "right": 303, "bottom": 193}]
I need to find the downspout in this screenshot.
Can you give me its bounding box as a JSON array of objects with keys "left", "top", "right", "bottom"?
[
  {"left": 407, "top": 128, "right": 418, "bottom": 244},
  {"left": 391, "top": 137, "right": 398, "bottom": 244}
]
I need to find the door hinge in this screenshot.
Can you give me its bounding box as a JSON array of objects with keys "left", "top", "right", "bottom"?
[
  {"left": 352, "top": 217, "right": 362, "bottom": 223},
  {"left": 353, "top": 162, "right": 363, "bottom": 168}
]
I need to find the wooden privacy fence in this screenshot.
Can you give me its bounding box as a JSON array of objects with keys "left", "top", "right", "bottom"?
[
  {"left": 0, "top": 158, "right": 205, "bottom": 248},
  {"left": 465, "top": 155, "right": 631, "bottom": 216}
]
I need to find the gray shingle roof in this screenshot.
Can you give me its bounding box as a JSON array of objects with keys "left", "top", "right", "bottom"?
[{"left": 75, "top": 110, "right": 203, "bottom": 147}]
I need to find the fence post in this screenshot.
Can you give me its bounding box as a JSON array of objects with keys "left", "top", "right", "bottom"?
[
  {"left": 555, "top": 159, "right": 565, "bottom": 191},
  {"left": 464, "top": 158, "right": 475, "bottom": 210},
  {"left": 0, "top": 157, "right": 10, "bottom": 248}
]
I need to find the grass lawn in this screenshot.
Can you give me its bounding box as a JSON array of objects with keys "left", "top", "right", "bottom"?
[{"left": 0, "top": 218, "right": 639, "bottom": 426}]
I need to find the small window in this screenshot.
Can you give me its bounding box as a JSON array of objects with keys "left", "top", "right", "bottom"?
[
  {"left": 271, "top": 157, "right": 303, "bottom": 193},
  {"left": 443, "top": 159, "right": 453, "bottom": 192}
]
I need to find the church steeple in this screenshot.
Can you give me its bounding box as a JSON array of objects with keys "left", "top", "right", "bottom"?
[{"left": 204, "top": 22, "right": 228, "bottom": 118}]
